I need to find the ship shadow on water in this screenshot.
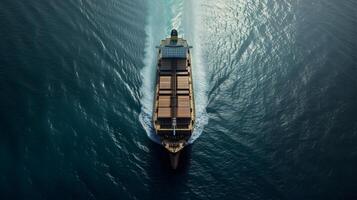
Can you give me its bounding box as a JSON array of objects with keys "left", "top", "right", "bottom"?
[
  {"left": 151, "top": 142, "right": 192, "bottom": 172},
  {"left": 145, "top": 141, "right": 192, "bottom": 199}
]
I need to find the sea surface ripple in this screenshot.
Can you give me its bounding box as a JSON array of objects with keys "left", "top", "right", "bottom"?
[{"left": 0, "top": 0, "right": 356, "bottom": 199}]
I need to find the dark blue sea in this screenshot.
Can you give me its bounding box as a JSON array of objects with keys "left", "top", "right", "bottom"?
[{"left": 0, "top": 0, "right": 357, "bottom": 199}]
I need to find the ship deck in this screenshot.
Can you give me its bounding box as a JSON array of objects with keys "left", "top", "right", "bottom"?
[{"left": 153, "top": 37, "right": 195, "bottom": 152}]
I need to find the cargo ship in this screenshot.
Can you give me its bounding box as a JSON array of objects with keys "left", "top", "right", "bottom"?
[{"left": 153, "top": 29, "right": 195, "bottom": 169}]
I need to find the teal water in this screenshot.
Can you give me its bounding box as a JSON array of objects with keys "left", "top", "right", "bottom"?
[{"left": 0, "top": 0, "right": 357, "bottom": 199}]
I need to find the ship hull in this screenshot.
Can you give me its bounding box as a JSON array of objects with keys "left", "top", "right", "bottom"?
[{"left": 152, "top": 30, "right": 195, "bottom": 167}]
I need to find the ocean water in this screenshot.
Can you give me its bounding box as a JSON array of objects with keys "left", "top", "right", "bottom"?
[{"left": 0, "top": 0, "right": 356, "bottom": 199}]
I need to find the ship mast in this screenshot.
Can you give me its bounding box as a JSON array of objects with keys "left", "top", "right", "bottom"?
[{"left": 170, "top": 30, "right": 178, "bottom": 136}]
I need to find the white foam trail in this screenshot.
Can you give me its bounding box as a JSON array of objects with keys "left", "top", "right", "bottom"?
[
  {"left": 139, "top": 0, "right": 208, "bottom": 144},
  {"left": 138, "top": 1, "right": 167, "bottom": 144},
  {"left": 170, "top": 0, "right": 184, "bottom": 32},
  {"left": 182, "top": 0, "right": 209, "bottom": 143}
]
